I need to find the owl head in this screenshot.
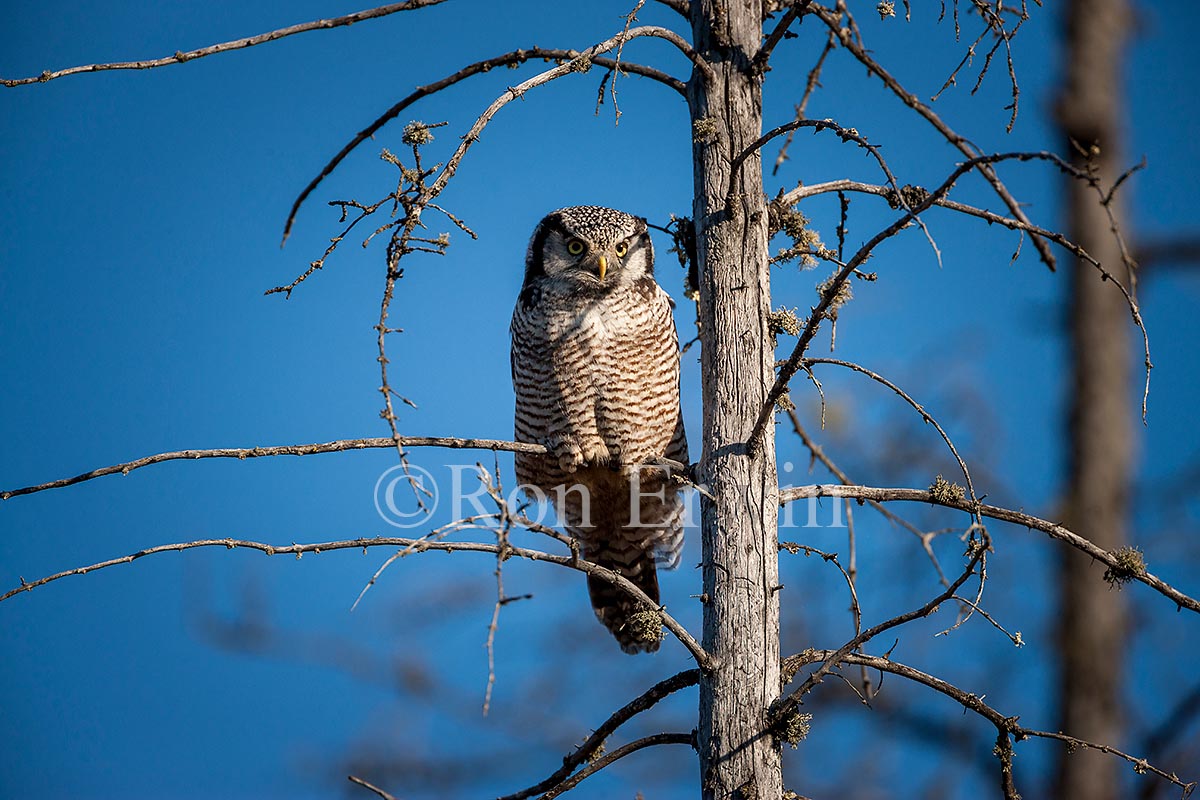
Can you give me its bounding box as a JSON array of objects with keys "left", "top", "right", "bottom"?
[{"left": 523, "top": 206, "right": 654, "bottom": 290}]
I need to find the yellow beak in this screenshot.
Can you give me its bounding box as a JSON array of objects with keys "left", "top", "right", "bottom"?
[{"left": 598, "top": 255, "right": 607, "bottom": 281}]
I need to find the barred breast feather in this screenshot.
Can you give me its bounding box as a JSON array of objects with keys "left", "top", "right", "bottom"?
[{"left": 511, "top": 273, "right": 688, "bottom": 653}]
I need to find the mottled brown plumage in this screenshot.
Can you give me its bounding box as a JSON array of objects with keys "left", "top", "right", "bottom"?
[{"left": 511, "top": 206, "right": 688, "bottom": 653}]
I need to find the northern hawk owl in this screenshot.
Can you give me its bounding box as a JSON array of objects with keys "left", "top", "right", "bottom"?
[{"left": 511, "top": 206, "right": 688, "bottom": 653}]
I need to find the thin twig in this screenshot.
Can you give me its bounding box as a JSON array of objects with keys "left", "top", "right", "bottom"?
[
  {"left": 1, "top": 535, "right": 715, "bottom": 669},
  {"left": 781, "top": 650, "right": 1197, "bottom": 798},
  {"left": 755, "top": 1, "right": 812, "bottom": 72},
  {"left": 498, "top": 670, "right": 700, "bottom": 800},
  {"left": 803, "top": 356, "right": 979, "bottom": 505},
  {"left": 777, "top": 541, "right": 862, "bottom": 642},
  {"left": 348, "top": 774, "right": 400, "bottom": 800},
  {"left": 281, "top": 48, "right": 685, "bottom": 243},
  {"left": 351, "top": 514, "right": 503, "bottom": 612},
  {"left": 608, "top": 0, "right": 649, "bottom": 124},
  {"left": 809, "top": 1, "right": 1057, "bottom": 269},
  {"left": 778, "top": 484, "right": 1200, "bottom": 613},
  {"left": 480, "top": 467, "right": 533, "bottom": 716},
  {"left": 1, "top": 1, "right": 450, "bottom": 88},
  {"left": 539, "top": 733, "right": 696, "bottom": 799}
]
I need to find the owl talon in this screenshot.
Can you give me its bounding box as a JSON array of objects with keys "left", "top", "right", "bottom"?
[{"left": 606, "top": 443, "right": 625, "bottom": 471}]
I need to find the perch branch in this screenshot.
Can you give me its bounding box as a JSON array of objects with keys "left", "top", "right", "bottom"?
[{"left": 1, "top": 436, "right": 687, "bottom": 501}]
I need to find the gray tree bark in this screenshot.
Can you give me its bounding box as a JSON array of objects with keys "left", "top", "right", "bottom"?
[
  {"left": 1054, "top": 1, "right": 1133, "bottom": 797},
  {"left": 686, "top": 2, "right": 783, "bottom": 798}
]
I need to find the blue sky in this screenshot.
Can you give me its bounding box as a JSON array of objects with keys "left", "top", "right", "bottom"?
[{"left": 2, "top": 2, "right": 1199, "bottom": 799}]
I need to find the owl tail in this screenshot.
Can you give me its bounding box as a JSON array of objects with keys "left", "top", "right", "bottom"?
[{"left": 585, "top": 540, "right": 664, "bottom": 654}]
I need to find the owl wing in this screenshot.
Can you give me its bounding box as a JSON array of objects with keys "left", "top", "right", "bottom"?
[
  {"left": 510, "top": 287, "right": 555, "bottom": 485},
  {"left": 644, "top": 284, "right": 689, "bottom": 570}
]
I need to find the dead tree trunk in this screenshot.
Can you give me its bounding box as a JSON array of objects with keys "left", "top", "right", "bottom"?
[
  {"left": 1054, "top": 1, "right": 1133, "bottom": 797},
  {"left": 686, "top": 2, "right": 783, "bottom": 798}
]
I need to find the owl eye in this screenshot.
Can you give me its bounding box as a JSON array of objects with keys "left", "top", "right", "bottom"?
[
  {"left": 566, "top": 238, "right": 586, "bottom": 255},
  {"left": 614, "top": 242, "right": 628, "bottom": 257}
]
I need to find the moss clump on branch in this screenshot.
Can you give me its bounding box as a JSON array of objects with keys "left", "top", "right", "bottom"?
[
  {"left": 1104, "top": 546, "right": 1146, "bottom": 588},
  {"left": 776, "top": 711, "right": 813, "bottom": 749},
  {"left": 402, "top": 120, "right": 435, "bottom": 146},
  {"left": 929, "top": 474, "right": 966, "bottom": 504},
  {"left": 885, "top": 183, "right": 931, "bottom": 210},
  {"left": 769, "top": 199, "right": 827, "bottom": 268},
  {"left": 816, "top": 273, "right": 853, "bottom": 312},
  {"left": 768, "top": 307, "right": 803, "bottom": 338}
]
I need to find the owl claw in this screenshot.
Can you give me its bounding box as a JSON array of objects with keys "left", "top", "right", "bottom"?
[{"left": 607, "top": 443, "right": 625, "bottom": 471}]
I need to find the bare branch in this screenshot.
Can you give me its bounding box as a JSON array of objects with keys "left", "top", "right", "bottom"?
[
  {"left": 781, "top": 650, "right": 1197, "bottom": 797},
  {"left": 750, "top": 149, "right": 1153, "bottom": 455},
  {"left": 802, "top": 356, "right": 979, "bottom": 504},
  {"left": 1, "top": 436, "right": 687, "bottom": 501},
  {"left": 282, "top": 47, "right": 685, "bottom": 243},
  {"left": 539, "top": 733, "right": 696, "bottom": 799},
  {"left": 498, "top": 670, "right": 700, "bottom": 800},
  {"left": 774, "top": 529, "right": 988, "bottom": 722},
  {"left": 809, "top": 2, "right": 1057, "bottom": 269},
  {"left": 1, "top": 535, "right": 714, "bottom": 669},
  {"left": 1, "top": 1, "right": 450, "bottom": 88},
  {"left": 755, "top": 1, "right": 812, "bottom": 72},
  {"left": 781, "top": 177, "right": 1020, "bottom": 226},
  {"left": 786, "top": 409, "right": 953, "bottom": 588},
  {"left": 732, "top": 118, "right": 902, "bottom": 214},
  {"left": 778, "top": 484, "right": 1200, "bottom": 613},
  {"left": 740, "top": 117, "right": 944, "bottom": 277},
  {"left": 348, "top": 774, "right": 400, "bottom": 800},
  {"left": 771, "top": 31, "right": 837, "bottom": 176},
  {"left": 422, "top": 26, "right": 709, "bottom": 205}
]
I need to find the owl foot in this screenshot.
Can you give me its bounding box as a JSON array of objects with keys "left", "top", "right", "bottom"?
[{"left": 547, "top": 435, "right": 608, "bottom": 473}]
